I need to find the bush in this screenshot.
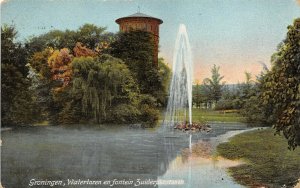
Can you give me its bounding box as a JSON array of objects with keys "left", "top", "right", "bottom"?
[
  {"left": 138, "top": 94, "right": 159, "bottom": 127},
  {"left": 215, "top": 99, "right": 235, "bottom": 110},
  {"left": 139, "top": 104, "right": 159, "bottom": 128},
  {"left": 108, "top": 104, "right": 141, "bottom": 124}
]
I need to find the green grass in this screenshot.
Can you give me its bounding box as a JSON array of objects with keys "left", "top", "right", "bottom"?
[
  {"left": 217, "top": 128, "right": 300, "bottom": 187},
  {"left": 192, "top": 109, "right": 245, "bottom": 122},
  {"left": 160, "top": 108, "right": 245, "bottom": 123}
]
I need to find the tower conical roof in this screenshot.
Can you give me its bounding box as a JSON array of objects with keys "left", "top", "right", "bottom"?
[{"left": 116, "top": 12, "right": 163, "bottom": 24}]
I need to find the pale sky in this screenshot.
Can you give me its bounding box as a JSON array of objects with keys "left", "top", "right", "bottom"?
[{"left": 1, "top": 0, "right": 300, "bottom": 83}]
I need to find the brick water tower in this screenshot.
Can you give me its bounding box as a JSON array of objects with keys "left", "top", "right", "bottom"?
[{"left": 116, "top": 12, "right": 163, "bottom": 66}]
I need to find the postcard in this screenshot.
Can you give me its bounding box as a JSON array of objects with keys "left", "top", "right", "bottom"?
[{"left": 1, "top": 0, "right": 300, "bottom": 187}]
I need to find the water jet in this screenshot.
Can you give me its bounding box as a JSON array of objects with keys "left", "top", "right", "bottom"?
[{"left": 164, "top": 24, "right": 193, "bottom": 129}]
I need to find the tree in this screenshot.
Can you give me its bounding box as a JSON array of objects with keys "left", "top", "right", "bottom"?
[
  {"left": 1, "top": 25, "right": 37, "bottom": 125},
  {"left": 28, "top": 47, "right": 61, "bottom": 123},
  {"left": 203, "top": 64, "right": 225, "bottom": 104},
  {"left": 76, "top": 24, "right": 107, "bottom": 50},
  {"left": 193, "top": 80, "right": 201, "bottom": 108},
  {"left": 71, "top": 55, "right": 140, "bottom": 123},
  {"left": 47, "top": 48, "right": 73, "bottom": 91},
  {"left": 26, "top": 24, "right": 111, "bottom": 55},
  {"left": 214, "top": 85, "right": 239, "bottom": 110},
  {"left": 109, "top": 30, "right": 166, "bottom": 103},
  {"left": 262, "top": 18, "right": 300, "bottom": 149},
  {"left": 29, "top": 47, "right": 94, "bottom": 124},
  {"left": 155, "top": 58, "right": 171, "bottom": 106},
  {"left": 240, "top": 72, "right": 255, "bottom": 98},
  {"left": 73, "top": 42, "right": 97, "bottom": 57}
]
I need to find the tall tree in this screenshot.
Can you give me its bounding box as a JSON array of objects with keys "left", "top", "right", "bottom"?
[
  {"left": 262, "top": 18, "right": 300, "bottom": 149},
  {"left": 1, "top": 25, "right": 37, "bottom": 125},
  {"left": 28, "top": 48, "right": 61, "bottom": 123},
  {"left": 240, "top": 71, "right": 273, "bottom": 124},
  {"left": 203, "top": 64, "right": 225, "bottom": 104},
  {"left": 192, "top": 80, "right": 202, "bottom": 108}
]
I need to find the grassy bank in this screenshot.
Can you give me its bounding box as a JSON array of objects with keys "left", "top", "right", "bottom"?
[{"left": 217, "top": 128, "right": 300, "bottom": 187}]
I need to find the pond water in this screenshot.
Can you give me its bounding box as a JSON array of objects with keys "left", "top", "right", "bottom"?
[{"left": 1, "top": 123, "right": 252, "bottom": 188}]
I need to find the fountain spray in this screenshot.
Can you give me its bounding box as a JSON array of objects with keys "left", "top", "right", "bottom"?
[{"left": 164, "top": 24, "right": 193, "bottom": 128}]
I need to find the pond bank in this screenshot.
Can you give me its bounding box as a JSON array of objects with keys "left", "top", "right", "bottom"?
[{"left": 217, "top": 128, "right": 300, "bottom": 187}]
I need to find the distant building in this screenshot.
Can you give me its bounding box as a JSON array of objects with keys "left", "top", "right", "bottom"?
[{"left": 115, "top": 12, "right": 163, "bottom": 66}]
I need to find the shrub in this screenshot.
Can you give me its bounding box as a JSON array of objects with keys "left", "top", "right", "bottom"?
[{"left": 108, "top": 104, "right": 141, "bottom": 124}]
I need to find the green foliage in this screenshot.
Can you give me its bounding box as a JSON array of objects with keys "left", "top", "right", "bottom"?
[
  {"left": 192, "top": 83, "right": 210, "bottom": 108},
  {"left": 26, "top": 24, "right": 112, "bottom": 55},
  {"left": 76, "top": 24, "right": 107, "bottom": 49},
  {"left": 193, "top": 82, "right": 202, "bottom": 108},
  {"left": 212, "top": 70, "right": 273, "bottom": 125},
  {"left": 203, "top": 64, "right": 225, "bottom": 103},
  {"left": 28, "top": 47, "right": 62, "bottom": 123},
  {"left": 155, "top": 58, "right": 171, "bottom": 106},
  {"left": 240, "top": 96, "right": 265, "bottom": 123},
  {"left": 239, "top": 70, "right": 274, "bottom": 125},
  {"left": 262, "top": 18, "right": 300, "bottom": 149},
  {"left": 69, "top": 55, "right": 159, "bottom": 125},
  {"left": 1, "top": 25, "right": 37, "bottom": 125},
  {"left": 214, "top": 99, "right": 236, "bottom": 111},
  {"left": 109, "top": 30, "right": 169, "bottom": 106},
  {"left": 71, "top": 55, "right": 139, "bottom": 123},
  {"left": 238, "top": 72, "right": 255, "bottom": 100},
  {"left": 138, "top": 95, "right": 160, "bottom": 127},
  {"left": 28, "top": 48, "right": 53, "bottom": 79},
  {"left": 3, "top": 24, "right": 163, "bottom": 126},
  {"left": 238, "top": 72, "right": 262, "bottom": 122},
  {"left": 108, "top": 104, "right": 141, "bottom": 124},
  {"left": 109, "top": 30, "right": 154, "bottom": 71}
]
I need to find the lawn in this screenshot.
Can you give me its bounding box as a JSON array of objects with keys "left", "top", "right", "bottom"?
[
  {"left": 160, "top": 108, "right": 245, "bottom": 123},
  {"left": 217, "top": 128, "right": 300, "bottom": 187},
  {"left": 192, "top": 108, "right": 245, "bottom": 122}
]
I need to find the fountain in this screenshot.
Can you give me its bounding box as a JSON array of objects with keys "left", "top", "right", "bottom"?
[
  {"left": 164, "top": 24, "right": 211, "bottom": 135},
  {"left": 164, "top": 24, "right": 193, "bottom": 128}
]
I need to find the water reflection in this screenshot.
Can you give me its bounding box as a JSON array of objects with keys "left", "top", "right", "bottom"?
[
  {"left": 1, "top": 123, "right": 249, "bottom": 187},
  {"left": 158, "top": 140, "right": 244, "bottom": 188}
]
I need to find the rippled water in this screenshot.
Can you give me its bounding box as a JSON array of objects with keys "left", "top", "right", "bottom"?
[{"left": 1, "top": 123, "right": 250, "bottom": 188}]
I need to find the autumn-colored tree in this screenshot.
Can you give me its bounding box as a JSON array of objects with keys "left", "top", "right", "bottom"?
[
  {"left": 29, "top": 47, "right": 53, "bottom": 79},
  {"left": 73, "top": 42, "right": 97, "bottom": 57},
  {"left": 47, "top": 48, "right": 73, "bottom": 90}
]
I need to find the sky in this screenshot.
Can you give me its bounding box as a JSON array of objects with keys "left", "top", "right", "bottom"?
[{"left": 1, "top": 0, "right": 300, "bottom": 83}]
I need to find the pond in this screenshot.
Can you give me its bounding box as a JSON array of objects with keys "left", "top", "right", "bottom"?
[{"left": 1, "top": 123, "right": 252, "bottom": 188}]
